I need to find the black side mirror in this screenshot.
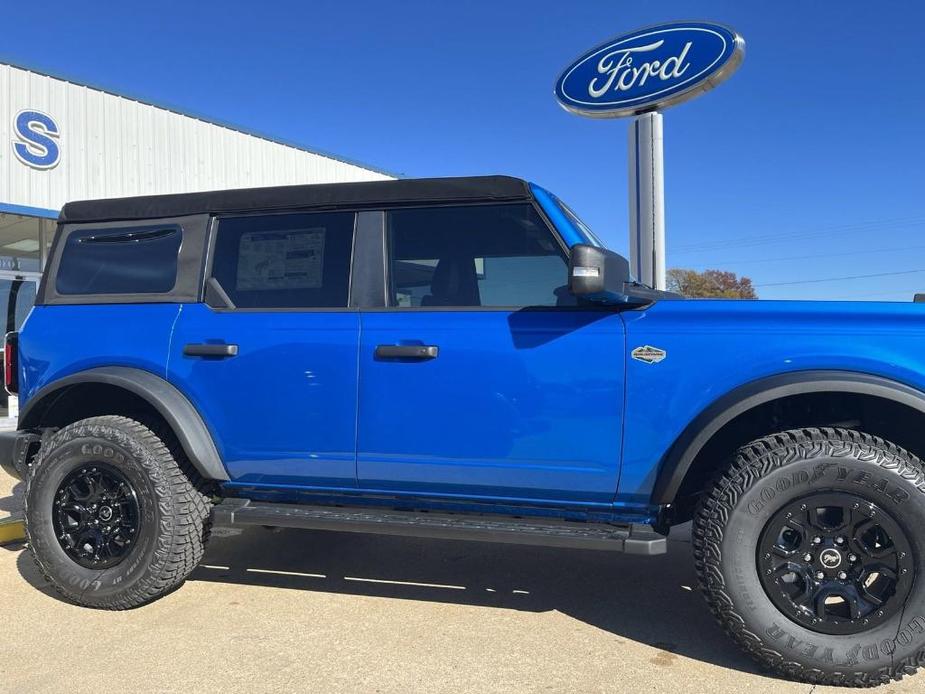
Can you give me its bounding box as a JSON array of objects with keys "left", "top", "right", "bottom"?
[{"left": 568, "top": 244, "right": 634, "bottom": 304}]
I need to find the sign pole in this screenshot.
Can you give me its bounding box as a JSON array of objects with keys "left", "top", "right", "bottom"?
[
  {"left": 555, "top": 22, "right": 743, "bottom": 290},
  {"left": 627, "top": 112, "right": 666, "bottom": 290}
]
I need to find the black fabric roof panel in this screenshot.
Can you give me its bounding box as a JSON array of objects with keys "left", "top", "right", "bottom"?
[{"left": 59, "top": 175, "right": 532, "bottom": 223}]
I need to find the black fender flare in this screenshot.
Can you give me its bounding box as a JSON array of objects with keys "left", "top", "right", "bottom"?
[
  {"left": 651, "top": 370, "right": 925, "bottom": 505},
  {"left": 20, "top": 366, "right": 229, "bottom": 481}
]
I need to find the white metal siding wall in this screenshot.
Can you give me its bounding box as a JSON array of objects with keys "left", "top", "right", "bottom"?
[{"left": 0, "top": 62, "right": 392, "bottom": 214}]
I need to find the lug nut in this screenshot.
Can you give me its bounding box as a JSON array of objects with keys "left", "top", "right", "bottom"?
[
  {"left": 804, "top": 553, "right": 813, "bottom": 562},
  {"left": 849, "top": 554, "right": 858, "bottom": 562},
  {"left": 835, "top": 537, "right": 845, "bottom": 545},
  {"left": 816, "top": 572, "right": 825, "bottom": 580},
  {"left": 813, "top": 536, "right": 822, "bottom": 545},
  {"left": 838, "top": 571, "right": 848, "bottom": 580}
]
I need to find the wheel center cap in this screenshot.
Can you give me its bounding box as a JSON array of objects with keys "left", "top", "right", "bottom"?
[
  {"left": 99, "top": 506, "right": 113, "bottom": 522},
  {"left": 819, "top": 548, "right": 842, "bottom": 569}
]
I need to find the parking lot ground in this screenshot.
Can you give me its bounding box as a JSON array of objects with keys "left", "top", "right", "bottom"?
[{"left": 0, "top": 471, "right": 921, "bottom": 694}]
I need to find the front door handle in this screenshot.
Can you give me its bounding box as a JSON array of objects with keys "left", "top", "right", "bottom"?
[
  {"left": 374, "top": 345, "right": 439, "bottom": 360},
  {"left": 184, "top": 343, "right": 239, "bottom": 357}
]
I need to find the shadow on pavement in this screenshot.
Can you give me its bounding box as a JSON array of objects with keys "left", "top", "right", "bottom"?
[
  {"left": 13, "top": 520, "right": 766, "bottom": 678},
  {"left": 0, "top": 481, "right": 23, "bottom": 515}
]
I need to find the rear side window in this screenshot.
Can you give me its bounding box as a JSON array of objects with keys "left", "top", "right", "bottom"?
[
  {"left": 211, "top": 211, "right": 355, "bottom": 308},
  {"left": 56, "top": 225, "right": 182, "bottom": 295}
]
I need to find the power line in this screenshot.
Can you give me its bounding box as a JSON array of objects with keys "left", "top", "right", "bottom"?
[
  {"left": 677, "top": 222, "right": 925, "bottom": 254},
  {"left": 673, "top": 216, "right": 925, "bottom": 254},
  {"left": 681, "top": 244, "right": 925, "bottom": 268},
  {"left": 756, "top": 269, "right": 925, "bottom": 288},
  {"left": 826, "top": 287, "right": 923, "bottom": 300},
  {"left": 675, "top": 216, "right": 925, "bottom": 252}
]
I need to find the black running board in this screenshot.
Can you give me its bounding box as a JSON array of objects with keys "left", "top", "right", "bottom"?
[{"left": 212, "top": 499, "right": 667, "bottom": 555}]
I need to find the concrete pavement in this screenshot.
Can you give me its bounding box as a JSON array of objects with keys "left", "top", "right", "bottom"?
[{"left": 0, "top": 471, "right": 921, "bottom": 693}]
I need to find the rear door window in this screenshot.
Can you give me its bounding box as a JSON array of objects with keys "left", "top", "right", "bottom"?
[{"left": 210, "top": 211, "right": 355, "bottom": 309}]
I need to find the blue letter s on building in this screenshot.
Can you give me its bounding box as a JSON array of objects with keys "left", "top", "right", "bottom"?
[{"left": 12, "top": 110, "right": 60, "bottom": 169}]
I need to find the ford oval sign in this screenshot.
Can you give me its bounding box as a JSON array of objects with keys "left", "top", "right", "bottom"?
[{"left": 555, "top": 22, "right": 744, "bottom": 118}]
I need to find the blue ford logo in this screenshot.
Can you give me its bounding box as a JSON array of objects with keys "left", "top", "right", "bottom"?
[{"left": 555, "top": 22, "right": 745, "bottom": 118}]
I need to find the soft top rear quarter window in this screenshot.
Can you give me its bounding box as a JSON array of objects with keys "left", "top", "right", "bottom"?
[
  {"left": 56, "top": 225, "right": 181, "bottom": 295},
  {"left": 40, "top": 214, "right": 210, "bottom": 305}
]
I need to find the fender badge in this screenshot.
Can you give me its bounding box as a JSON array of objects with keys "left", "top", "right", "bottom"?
[{"left": 632, "top": 345, "right": 667, "bottom": 364}]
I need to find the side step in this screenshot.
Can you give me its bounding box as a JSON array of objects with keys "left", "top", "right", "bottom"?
[
  {"left": 212, "top": 499, "right": 667, "bottom": 555},
  {"left": 0, "top": 514, "right": 26, "bottom": 546}
]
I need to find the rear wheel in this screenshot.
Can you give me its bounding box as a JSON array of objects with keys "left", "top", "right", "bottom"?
[
  {"left": 694, "top": 428, "right": 925, "bottom": 686},
  {"left": 24, "top": 416, "right": 211, "bottom": 609}
]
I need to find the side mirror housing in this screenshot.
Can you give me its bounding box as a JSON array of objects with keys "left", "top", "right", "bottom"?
[{"left": 568, "top": 244, "right": 635, "bottom": 304}]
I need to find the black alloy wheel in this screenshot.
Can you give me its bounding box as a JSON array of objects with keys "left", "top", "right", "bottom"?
[
  {"left": 757, "top": 492, "right": 914, "bottom": 635},
  {"left": 52, "top": 463, "right": 141, "bottom": 569}
]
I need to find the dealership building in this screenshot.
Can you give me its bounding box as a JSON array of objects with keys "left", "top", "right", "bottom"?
[{"left": 0, "top": 59, "right": 393, "bottom": 372}]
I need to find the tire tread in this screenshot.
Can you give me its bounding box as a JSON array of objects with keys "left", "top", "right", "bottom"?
[
  {"left": 24, "top": 415, "right": 211, "bottom": 610},
  {"left": 693, "top": 427, "right": 925, "bottom": 687}
]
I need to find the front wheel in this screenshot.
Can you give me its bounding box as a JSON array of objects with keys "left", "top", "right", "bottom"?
[
  {"left": 694, "top": 428, "right": 925, "bottom": 687},
  {"left": 24, "top": 416, "right": 211, "bottom": 609}
]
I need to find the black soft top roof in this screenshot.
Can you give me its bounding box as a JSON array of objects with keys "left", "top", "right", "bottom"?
[{"left": 59, "top": 175, "right": 532, "bottom": 223}]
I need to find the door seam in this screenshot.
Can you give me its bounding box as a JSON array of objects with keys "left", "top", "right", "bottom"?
[
  {"left": 613, "top": 312, "right": 629, "bottom": 503},
  {"left": 165, "top": 303, "right": 184, "bottom": 380},
  {"left": 353, "top": 312, "right": 362, "bottom": 487}
]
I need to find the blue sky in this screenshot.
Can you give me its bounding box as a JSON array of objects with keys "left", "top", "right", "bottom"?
[{"left": 5, "top": 1, "right": 924, "bottom": 300}]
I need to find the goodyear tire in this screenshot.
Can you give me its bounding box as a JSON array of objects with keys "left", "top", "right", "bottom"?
[
  {"left": 24, "top": 416, "right": 211, "bottom": 609},
  {"left": 694, "top": 428, "right": 925, "bottom": 687}
]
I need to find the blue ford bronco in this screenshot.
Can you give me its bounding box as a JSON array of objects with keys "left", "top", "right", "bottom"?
[{"left": 3, "top": 176, "right": 924, "bottom": 686}]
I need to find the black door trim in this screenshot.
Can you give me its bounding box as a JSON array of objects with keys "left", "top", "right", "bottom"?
[{"left": 349, "top": 211, "right": 387, "bottom": 308}]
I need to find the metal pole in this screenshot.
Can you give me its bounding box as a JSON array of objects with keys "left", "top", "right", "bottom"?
[{"left": 627, "top": 112, "right": 666, "bottom": 290}]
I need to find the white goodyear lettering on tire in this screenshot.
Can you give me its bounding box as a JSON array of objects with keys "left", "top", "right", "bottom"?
[
  {"left": 765, "top": 616, "right": 925, "bottom": 666},
  {"left": 746, "top": 463, "right": 912, "bottom": 516}
]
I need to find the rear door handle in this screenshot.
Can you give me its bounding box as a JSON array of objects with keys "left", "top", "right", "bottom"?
[
  {"left": 374, "top": 345, "right": 439, "bottom": 360},
  {"left": 184, "top": 343, "right": 239, "bottom": 357}
]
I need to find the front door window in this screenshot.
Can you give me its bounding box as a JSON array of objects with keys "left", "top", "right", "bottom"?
[{"left": 388, "top": 204, "right": 571, "bottom": 308}]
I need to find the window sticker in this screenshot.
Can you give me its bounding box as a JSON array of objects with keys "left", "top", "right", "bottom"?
[{"left": 236, "top": 228, "right": 326, "bottom": 290}]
